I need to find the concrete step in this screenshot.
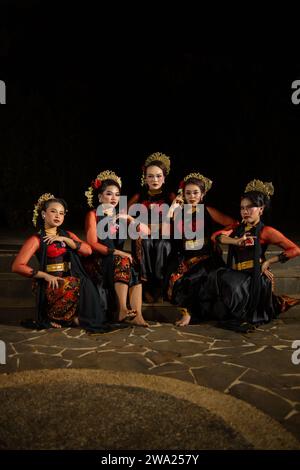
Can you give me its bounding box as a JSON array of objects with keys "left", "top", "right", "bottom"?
[
  {"left": 0, "top": 250, "right": 38, "bottom": 273},
  {"left": 0, "top": 273, "right": 35, "bottom": 299},
  {"left": 142, "top": 302, "right": 182, "bottom": 323},
  {"left": 0, "top": 306, "right": 36, "bottom": 323},
  {"left": 0, "top": 270, "right": 298, "bottom": 306},
  {"left": 0, "top": 301, "right": 180, "bottom": 325},
  {"left": 1, "top": 243, "right": 299, "bottom": 323},
  {"left": 2, "top": 245, "right": 300, "bottom": 272}
]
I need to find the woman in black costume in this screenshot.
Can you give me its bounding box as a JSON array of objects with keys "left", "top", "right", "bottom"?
[
  {"left": 165, "top": 172, "right": 236, "bottom": 326},
  {"left": 12, "top": 193, "right": 108, "bottom": 332},
  {"left": 208, "top": 179, "right": 300, "bottom": 329}
]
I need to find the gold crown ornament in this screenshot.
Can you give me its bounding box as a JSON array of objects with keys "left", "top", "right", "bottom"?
[
  {"left": 244, "top": 179, "right": 274, "bottom": 198},
  {"left": 178, "top": 172, "right": 213, "bottom": 195},
  {"left": 85, "top": 170, "right": 122, "bottom": 208},
  {"left": 141, "top": 152, "right": 171, "bottom": 186},
  {"left": 32, "top": 193, "right": 55, "bottom": 227}
]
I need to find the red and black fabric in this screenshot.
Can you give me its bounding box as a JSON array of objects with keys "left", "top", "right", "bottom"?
[
  {"left": 33, "top": 228, "right": 109, "bottom": 332},
  {"left": 130, "top": 188, "right": 174, "bottom": 288},
  {"left": 166, "top": 206, "right": 225, "bottom": 317},
  {"left": 207, "top": 222, "right": 300, "bottom": 326}
]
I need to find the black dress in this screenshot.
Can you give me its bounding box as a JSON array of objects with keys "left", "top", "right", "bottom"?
[
  {"left": 167, "top": 206, "right": 225, "bottom": 320},
  {"left": 206, "top": 222, "right": 300, "bottom": 325},
  {"left": 129, "top": 188, "right": 174, "bottom": 291}
]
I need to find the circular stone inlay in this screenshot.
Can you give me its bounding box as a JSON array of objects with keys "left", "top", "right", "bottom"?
[{"left": 0, "top": 382, "right": 252, "bottom": 450}]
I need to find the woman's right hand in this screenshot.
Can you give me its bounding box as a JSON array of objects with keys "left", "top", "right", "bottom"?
[
  {"left": 235, "top": 234, "right": 256, "bottom": 246},
  {"left": 172, "top": 196, "right": 184, "bottom": 209},
  {"left": 44, "top": 273, "right": 65, "bottom": 289},
  {"left": 114, "top": 250, "right": 133, "bottom": 264},
  {"left": 168, "top": 196, "right": 183, "bottom": 217}
]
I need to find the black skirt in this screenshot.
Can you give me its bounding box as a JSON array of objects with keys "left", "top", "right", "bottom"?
[
  {"left": 139, "top": 238, "right": 172, "bottom": 285},
  {"left": 169, "top": 254, "right": 225, "bottom": 320},
  {"left": 205, "top": 267, "right": 281, "bottom": 323}
]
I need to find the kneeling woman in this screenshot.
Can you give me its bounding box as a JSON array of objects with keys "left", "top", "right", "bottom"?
[
  {"left": 165, "top": 172, "right": 236, "bottom": 326},
  {"left": 12, "top": 193, "right": 108, "bottom": 331},
  {"left": 85, "top": 170, "right": 149, "bottom": 326},
  {"left": 209, "top": 180, "right": 300, "bottom": 327}
]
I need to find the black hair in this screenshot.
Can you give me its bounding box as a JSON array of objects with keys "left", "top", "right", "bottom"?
[
  {"left": 91, "top": 179, "right": 121, "bottom": 208},
  {"left": 36, "top": 198, "right": 68, "bottom": 229},
  {"left": 42, "top": 198, "right": 68, "bottom": 212},
  {"left": 145, "top": 160, "right": 167, "bottom": 177},
  {"left": 241, "top": 190, "right": 271, "bottom": 211},
  {"left": 184, "top": 177, "right": 206, "bottom": 196}
]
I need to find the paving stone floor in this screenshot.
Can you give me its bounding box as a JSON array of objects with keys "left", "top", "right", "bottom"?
[{"left": 1, "top": 303, "right": 300, "bottom": 448}]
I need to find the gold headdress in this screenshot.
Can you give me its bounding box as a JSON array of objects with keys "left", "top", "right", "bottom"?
[
  {"left": 85, "top": 170, "right": 122, "bottom": 208},
  {"left": 32, "top": 193, "right": 55, "bottom": 227},
  {"left": 141, "top": 152, "right": 171, "bottom": 186},
  {"left": 179, "top": 172, "right": 213, "bottom": 195},
  {"left": 244, "top": 179, "right": 274, "bottom": 198}
]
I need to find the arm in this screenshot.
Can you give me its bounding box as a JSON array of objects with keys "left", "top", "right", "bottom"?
[
  {"left": 128, "top": 193, "right": 140, "bottom": 209},
  {"left": 85, "top": 211, "right": 134, "bottom": 261},
  {"left": 12, "top": 236, "right": 40, "bottom": 278},
  {"left": 67, "top": 231, "right": 92, "bottom": 256},
  {"left": 261, "top": 226, "right": 300, "bottom": 267},
  {"left": 211, "top": 224, "right": 238, "bottom": 244},
  {"left": 116, "top": 214, "right": 150, "bottom": 236},
  {"left": 207, "top": 206, "right": 237, "bottom": 227},
  {"left": 168, "top": 191, "right": 176, "bottom": 202},
  {"left": 85, "top": 210, "right": 111, "bottom": 255},
  {"left": 161, "top": 196, "right": 183, "bottom": 237},
  {"left": 43, "top": 231, "right": 92, "bottom": 255},
  {"left": 12, "top": 236, "right": 64, "bottom": 288},
  {"left": 211, "top": 221, "right": 257, "bottom": 247}
]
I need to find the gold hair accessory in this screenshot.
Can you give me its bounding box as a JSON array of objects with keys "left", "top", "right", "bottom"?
[
  {"left": 244, "top": 179, "right": 274, "bottom": 198},
  {"left": 180, "top": 172, "right": 213, "bottom": 195},
  {"left": 85, "top": 170, "right": 122, "bottom": 208},
  {"left": 141, "top": 152, "right": 171, "bottom": 186},
  {"left": 32, "top": 193, "right": 55, "bottom": 227}
]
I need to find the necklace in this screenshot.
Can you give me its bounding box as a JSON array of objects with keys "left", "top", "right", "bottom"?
[
  {"left": 148, "top": 188, "right": 162, "bottom": 196},
  {"left": 45, "top": 226, "right": 57, "bottom": 236}
]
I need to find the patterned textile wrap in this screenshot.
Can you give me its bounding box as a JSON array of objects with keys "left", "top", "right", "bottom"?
[
  {"left": 167, "top": 255, "right": 209, "bottom": 301},
  {"left": 46, "top": 276, "right": 80, "bottom": 322},
  {"left": 113, "top": 255, "right": 140, "bottom": 287}
]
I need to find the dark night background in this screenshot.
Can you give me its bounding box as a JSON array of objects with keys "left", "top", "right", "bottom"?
[{"left": 1, "top": 1, "right": 300, "bottom": 235}]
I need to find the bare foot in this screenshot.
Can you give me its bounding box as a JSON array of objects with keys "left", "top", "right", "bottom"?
[
  {"left": 118, "top": 309, "right": 137, "bottom": 322},
  {"left": 127, "top": 312, "right": 149, "bottom": 327},
  {"left": 175, "top": 309, "right": 191, "bottom": 327},
  {"left": 50, "top": 321, "right": 62, "bottom": 329}
]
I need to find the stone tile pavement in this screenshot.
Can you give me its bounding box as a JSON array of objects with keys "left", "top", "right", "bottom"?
[{"left": 1, "top": 304, "right": 300, "bottom": 449}]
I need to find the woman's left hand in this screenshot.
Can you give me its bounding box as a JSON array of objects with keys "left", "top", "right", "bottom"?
[
  {"left": 115, "top": 214, "right": 134, "bottom": 223},
  {"left": 261, "top": 261, "right": 274, "bottom": 281},
  {"left": 43, "top": 235, "right": 66, "bottom": 245}
]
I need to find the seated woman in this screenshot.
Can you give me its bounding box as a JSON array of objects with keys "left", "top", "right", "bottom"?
[
  {"left": 85, "top": 170, "right": 149, "bottom": 327},
  {"left": 128, "top": 152, "right": 175, "bottom": 303},
  {"left": 208, "top": 179, "right": 300, "bottom": 330},
  {"left": 12, "top": 193, "right": 108, "bottom": 332},
  {"left": 164, "top": 172, "right": 237, "bottom": 327}
]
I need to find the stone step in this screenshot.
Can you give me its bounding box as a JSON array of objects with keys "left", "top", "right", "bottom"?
[
  {"left": 1, "top": 298, "right": 300, "bottom": 325},
  {"left": 0, "top": 306, "right": 36, "bottom": 323},
  {"left": 0, "top": 249, "right": 38, "bottom": 273},
  {"left": 142, "top": 303, "right": 182, "bottom": 323},
  {"left": 0, "top": 301, "right": 181, "bottom": 325},
  {"left": 0, "top": 273, "right": 35, "bottom": 299},
  {"left": 0, "top": 270, "right": 298, "bottom": 307},
  {"left": 2, "top": 247, "right": 300, "bottom": 271}
]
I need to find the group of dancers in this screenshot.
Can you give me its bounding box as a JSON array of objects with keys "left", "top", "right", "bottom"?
[{"left": 12, "top": 152, "right": 300, "bottom": 333}]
